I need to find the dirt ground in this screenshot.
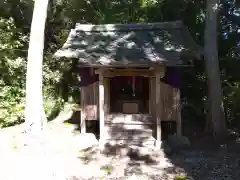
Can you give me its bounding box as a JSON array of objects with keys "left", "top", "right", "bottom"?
[
  {"left": 169, "top": 148, "right": 240, "bottom": 180},
  {"left": 0, "top": 117, "right": 240, "bottom": 180}
]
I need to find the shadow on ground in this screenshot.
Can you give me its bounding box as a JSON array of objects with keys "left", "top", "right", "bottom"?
[
  {"left": 59, "top": 110, "right": 240, "bottom": 179},
  {"left": 165, "top": 131, "right": 240, "bottom": 180},
  {"left": 63, "top": 110, "right": 81, "bottom": 129},
  {"left": 63, "top": 110, "right": 100, "bottom": 139}
]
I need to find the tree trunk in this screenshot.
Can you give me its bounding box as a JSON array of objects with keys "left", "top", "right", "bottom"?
[
  {"left": 25, "top": 0, "right": 49, "bottom": 139},
  {"left": 204, "top": 0, "right": 227, "bottom": 141}
]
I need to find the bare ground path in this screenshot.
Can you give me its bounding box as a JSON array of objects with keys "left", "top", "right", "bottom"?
[{"left": 0, "top": 112, "right": 240, "bottom": 179}]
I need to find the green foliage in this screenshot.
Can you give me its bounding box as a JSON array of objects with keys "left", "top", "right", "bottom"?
[
  {"left": 0, "top": 10, "right": 65, "bottom": 127},
  {"left": 0, "top": 17, "right": 27, "bottom": 127}
]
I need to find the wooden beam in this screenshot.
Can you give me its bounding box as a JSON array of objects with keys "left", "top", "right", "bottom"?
[
  {"left": 99, "top": 72, "right": 105, "bottom": 149},
  {"left": 152, "top": 66, "right": 165, "bottom": 73},
  {"left": 94, "top": 68, "right": 108, "bottom": 75},
  {"left": 107, "top": 68, "right": 150, "bottom": 72},
  {"left": 95, "top": 67, "right": 166, "bottom": 77},
  {"left": 104, "top": 71, "right": 155, "bottom": 77}
]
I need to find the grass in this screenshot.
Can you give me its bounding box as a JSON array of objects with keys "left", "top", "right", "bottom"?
[
  {"left": 174, "top": 175, "right": 189, "bottom": 180},
  {"left": 100, "top": 165, "right": 114, "bottom": 175},
  {"left": 72, "top": 129, "right": 80, "bottom": 135},
  {"left": 63, "top": 122, "right": 73, "bottom": 126},
  {"left": 11, "top": 143, "right": 18, "bottom": 151}
]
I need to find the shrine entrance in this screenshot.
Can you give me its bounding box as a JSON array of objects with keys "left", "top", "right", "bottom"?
[{"left": 109, "top": 76, "right": 149, "bottom": 114}]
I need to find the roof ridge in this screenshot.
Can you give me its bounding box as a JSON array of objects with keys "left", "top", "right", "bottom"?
[{"left": 75, "top": 21, "right": 183, "bottom": 32}]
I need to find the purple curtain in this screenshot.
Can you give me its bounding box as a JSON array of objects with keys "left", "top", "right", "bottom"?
[
  {"left": 79, "top": 67, "right": 98, "bottom": 87},
  {"left": 161, "top": 67, "right": 181, "bottom": 89}
]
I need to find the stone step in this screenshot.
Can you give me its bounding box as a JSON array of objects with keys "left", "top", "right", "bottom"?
[
  {"left": 106, "top": 140, "right": 155, "bottom": 148},
  {"left": 105, "top": 136, "right": 156, "bottom": 148},
  {"left": 104, "top": 129, "right": 153, "bottom": 140},
  {"left": 105, "top": 123, "right": 153, "bottom": 130},
  {"left": 105, "top": 114, "right": 153, "bottom": 124},
  {"left": 132, "top": 129, "right": 153, "bottom": 137}
]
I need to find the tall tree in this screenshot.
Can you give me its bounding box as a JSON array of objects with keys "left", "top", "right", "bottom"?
[
  {"left": 24, "top": 0, "right": 49, "bottom": 139},
  {"left": 204, "top": 0, "right": 227, "bottom": 140}
]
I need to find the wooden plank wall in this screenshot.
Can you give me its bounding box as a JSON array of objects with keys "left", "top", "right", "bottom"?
[
  {"left": 161, "top": 83, "right": 179, "bottom": 121},
  {"left": 81, "top": 82, "right": 99, "bottom": 120},
  {"left": 149, "top": 78, "right": 180, "bottom": 121},
  {"left": 81, "top": 77, "right": 180, "bottom": 122},
  {"left": 81, "top": 78, "right": 109, "bottom": 121}
]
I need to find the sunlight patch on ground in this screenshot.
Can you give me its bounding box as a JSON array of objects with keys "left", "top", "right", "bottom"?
[{"left": 0, "top": 122, "right": 191, "bottom": 179}]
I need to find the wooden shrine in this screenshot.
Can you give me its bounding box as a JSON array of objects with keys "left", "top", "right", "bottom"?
[{"left": 55, "top": 21, "right": 201, "bottom": 148}]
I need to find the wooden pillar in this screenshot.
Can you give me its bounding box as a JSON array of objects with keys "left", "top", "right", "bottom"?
[
  {"left": 104, "top": 78, "right": 109, "bottom": 114},
  {"left": 175, "top": 88, "right": 182, "bottom": 136},
  {"left": 80, "top": 87, "right": 86, "bottom": 133},
  {"left": 155, "top": 73, "right": 161, "bottom": 148},
  {"left": 99, "top": 72, "right": 105, "bottom": 149},
  {"left": 149, "top": 77, "right": 156, "bottom": 118},
  {"left": 155, "top": 67, "right": 165, "bottom": 149},
  {"left": 149, "top": 77, "right": 152, "bottom": 115}
]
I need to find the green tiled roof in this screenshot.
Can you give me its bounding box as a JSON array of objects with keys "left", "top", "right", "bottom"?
[{"left": 55, "top": 21, "right": 202, "bottom": 67}]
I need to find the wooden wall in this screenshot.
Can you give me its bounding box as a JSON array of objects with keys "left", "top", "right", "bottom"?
[
  {"left": 149, "top": 78, "right": 180, "bottom": 122},
  {"left": 81, "top": 76, "right": 180, "bottom": 122},
  {"left": 81, "top": 82, "right": 99, "bottom": 120},
  {"left": 80, "top": 78, "right": 110, "bottom": 120},
  {"left": 161, "top": 83, "right": 180, "bottom": 121}
]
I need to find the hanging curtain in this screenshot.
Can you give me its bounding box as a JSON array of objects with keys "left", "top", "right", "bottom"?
[
  {"left": 161, "top": 67, "right": 181, "bottom": 89},
  {"left": 79, "top": 67, "right": 99, "bottom": 87}
]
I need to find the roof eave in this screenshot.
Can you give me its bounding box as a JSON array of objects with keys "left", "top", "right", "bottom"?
[{"left": 75, "top": 20, "right": 184, "bottom": 32}]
